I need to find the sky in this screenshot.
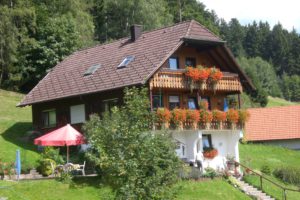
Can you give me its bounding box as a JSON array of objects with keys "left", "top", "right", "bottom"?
[{"left": 200, "top": 0, "right": 300, "bottom": 32}]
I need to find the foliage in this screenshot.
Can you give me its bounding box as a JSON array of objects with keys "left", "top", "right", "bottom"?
[
  {"left": 37, "top": 158, "right": 56, "bottom": 177},
  {"left": 41, "top": 146, "right": 64, "bottom": 165},
  {"left": 198, "top": 99, "right": 209, "bottom": 110},
  {"left": 203, "top": 167, "right": 217, "bottom": 179},
  {"left": 212, "top": 110, "right": 226, "bottom": 122},
  {"left": 57, "top": 170, "right": 73, "bottom": 184},
  {"left": 156, "top": 107, "right": 171, "bottom": 123},
  {"left": 186, "top": 109, "right": 200, "bottom": 123},
  {"left": 238, "top": 110, "right": 250, "bottom": 124},
  {"left": 172, "top": 108, "right": 187, "bottom": 125},
  {"left": 203, "top": 147, "right": 218, "bottom": 159},
  {"left": 84, "top": 87, "right": 181, "bottom": 200},
  {"left": 0, "top": 159, "right": 15, "bottom": 177},
  {"left": 260, "top": 164, "right": 271, "bottom": 175},
  {"left": 208, "top": 67, "right": 223, "bottom": 83},
  {"left": 226, "top": 109, "right": 239, "bottom": 124},
  {"left": 273, "top": 167, "right": 300, "bottom": 186}
]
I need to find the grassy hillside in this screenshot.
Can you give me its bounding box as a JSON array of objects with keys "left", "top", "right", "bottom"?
[
  {"left": 240, "top": 144, "right": 300, "bottom": 199},
  {"left": 0, "top": 90, "right": 40, "bottom": 169},
  {"left": 267, "top": 96, "right": 299, "bottom": 107}
]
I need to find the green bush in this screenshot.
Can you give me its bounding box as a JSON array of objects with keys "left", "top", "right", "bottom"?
[
  {"left": 38, "top": 158, "right": 56, "bottom": 176},
  {"left": 260, "top": 164, "right": 271, "bottom": 175},
  {"left": 203, "top": 167, "right": 217, "bottom": 179},
  {"left": 273, "top": 167, "right": 300, "bottom": 185},
  {"left": 42, "top": 147, "right": 64, "bottom": 164}
]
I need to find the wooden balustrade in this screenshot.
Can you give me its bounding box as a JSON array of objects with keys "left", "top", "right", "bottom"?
[{"left": 149, "top": 70, "right": 243, "bottom": 93}]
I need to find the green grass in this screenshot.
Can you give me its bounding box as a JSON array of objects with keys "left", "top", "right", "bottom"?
[
  {"left": 176, "top": 179, "right": 251, "bottom": 200},
  {"left": 0, "top": 178, "right": 250, "bottom": 200},
  {"left": 240, "top": 143, "right": 300, "bottom": 199},
  {"left": 0, "top": 89, "right": 40, "bottom": 169},
  {"left": 267, "top": 96, "right": 299, "bottom": 107}
]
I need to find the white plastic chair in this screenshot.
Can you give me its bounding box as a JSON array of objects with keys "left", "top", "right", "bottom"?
[{"left": 74, "top": 161, "right": 86, "bottom": 176}]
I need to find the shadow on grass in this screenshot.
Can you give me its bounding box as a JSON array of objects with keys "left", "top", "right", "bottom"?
[
  {"left": 1, "top": 122, "right": 38, "bottom": 153},
  {"left": 71, "top": 176, "right": 102, "bottom": 188}
]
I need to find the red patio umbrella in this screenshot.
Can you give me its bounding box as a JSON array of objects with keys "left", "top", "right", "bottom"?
[{"left": 34, "top": 124, "right": 85, "bottom": 163}]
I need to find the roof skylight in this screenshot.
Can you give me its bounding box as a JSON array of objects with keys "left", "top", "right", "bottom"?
[
  {"left": 117, "top": 56, "right": 135, "bottom": 69},
  {"left": 84, "top": 64, "right": 101, "bottom": 76}
]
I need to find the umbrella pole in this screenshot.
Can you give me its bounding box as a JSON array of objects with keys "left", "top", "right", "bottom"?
[{"left": 67, "top": 146, "right": 69, "bottom": 164}]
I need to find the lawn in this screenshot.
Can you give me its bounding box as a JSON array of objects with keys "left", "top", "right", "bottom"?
[
  {"left": 0, "top": 177, "right": 250, "bottom": 200},
  {"left": 0, "top": 90, "right": 40, "bottom": 170},
  {"left": 240, "top": 143, "right": 300, "bottom": 199},
  {"left": 267, "top": 96, "right": 299, "bottom": 107}
]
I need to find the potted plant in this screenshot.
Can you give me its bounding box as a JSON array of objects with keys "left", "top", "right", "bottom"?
[
  {"left": 156, "top": 108, "right": 171, "bottom": 129},
  {"left": 171, "top": 108, "right": 187, "bottom": 130},
  {"left": 185, "top": 67, "right": 200, "bottom": 93},
  {"left": 212, "top": 109, "right": 226, "bottom": 129},
  {"left": 238, "top": 109, "right": 250, "bottom": 128},
  {"left": 208, "top": 67, "right": 223, "bottom": 94},
  {"left": 203, "top": 147, "right": 218, "bottom": 159},
  {"left": 186, "top": 109, "right": 200, "bottom": 129},
  {"left": 199, "top": 110, "right": 213, "bottom": 129},
  {"left": 226, "top": 109, "right": 239, "bottom": 129},
  {"left": 196, "top": 65, "right": 210, "bottom": 92}
]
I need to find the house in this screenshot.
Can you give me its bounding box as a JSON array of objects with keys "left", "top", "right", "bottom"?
[
  {"left": 18, "top": 20, "right": 254, "bottom": 170},
  {"left": 245, "top": 106, "right": 300, "bottom": 150}
]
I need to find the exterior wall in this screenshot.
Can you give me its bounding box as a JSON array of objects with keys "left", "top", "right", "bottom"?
[
  {"left": 172, "top": 129, "right": 241, "bottom": 171},
  {"left": 256, "top": 139, "right": 300, "bottom": 150},
  {"left": 32, "top": 88, "right": 124, "bottom": 133}
]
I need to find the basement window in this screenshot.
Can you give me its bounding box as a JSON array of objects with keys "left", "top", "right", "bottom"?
[
  {"left": 84, "top": 64, "right": 101, "bottom": 76},
  {"left": 117, "top": 56, "right": 135, "bottom": 69}
]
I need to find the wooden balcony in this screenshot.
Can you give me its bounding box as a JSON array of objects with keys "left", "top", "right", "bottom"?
[{"left": 149, "top": 69, "right": 243, "bottom": 93}]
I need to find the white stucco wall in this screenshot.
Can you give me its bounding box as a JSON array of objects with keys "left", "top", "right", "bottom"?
[{"left": 172, "top": 129, "right": 241, "bottom": 171}]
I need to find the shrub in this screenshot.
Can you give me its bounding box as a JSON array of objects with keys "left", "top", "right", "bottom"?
[
  {"left": 238, "top": 110, "right": 250, "bottom": 124},
  {"left": 0, "top": 159, "right": 15, "bottom": 178},
  {"left": 212, "top": 109, "right": 226, "bottom": 122},
  {"left": 203, "top": 167, "right": 217, "bottom": 179},
  {"left": 186, "top": 109, "right": 200, "bottom": 123},
  {"left": 273, "top": 167, "right": 300, "bottom": 185},
  {"left": 260, "top": 165, "right": 271, "bottom": 175},
  {"left": 226, "top": 109, "right": 239, "bottom": 124},
  {"left": 172, "top": 108, "right": 187, "bottom": 125},
  {"left": 84, "top": 87, "right": 181, "bottom": 199},
  {"left": 41, "top": 146, "right": 64, "bottom": 164},
  {"left": 38, "top": 158, "right": 56, "bottom": 176},
  {"left": 200, "top": 110, "right": 213, "bottom": 123},
  {"left": 156, "top": 108, "right": 171, "bottom": 123}
]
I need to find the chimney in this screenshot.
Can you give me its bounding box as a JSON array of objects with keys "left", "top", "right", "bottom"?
[{"left": 130, "top": 25, "right": 142, "bottom": 41}]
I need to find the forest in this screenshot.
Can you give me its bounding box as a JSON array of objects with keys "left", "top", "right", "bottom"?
[{"left": 0, "top": 0, "right": 299, "bottom": 106}]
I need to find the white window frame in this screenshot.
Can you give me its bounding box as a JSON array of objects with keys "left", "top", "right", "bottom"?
[{"left": 70, "top": 104, "right": 86, "bottom": 124}]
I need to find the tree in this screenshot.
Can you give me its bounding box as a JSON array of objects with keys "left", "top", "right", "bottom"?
[
  {"left": 224, "top": 18, "right": 245, "bottom": 57},
  {"left": 84, "top": 87, "right": 181, "bottom": 199}
]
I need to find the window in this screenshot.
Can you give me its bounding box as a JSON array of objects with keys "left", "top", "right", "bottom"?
[
  {"left": 118, "top": 56, "right": 135, "bottom": 68},
  {"left": 152, "top": 95, "right": 163, "bottom": 109},
  {"left": 168, "top": 57, "right": 179, "bottom": 70},
  {"left": 70, "top": 104, "right": 85, "bottom": 124},
  {"left": 103, "top": 98, "right": 118, "bottom": 112},
  {"left": 169, "top": 95, "right": 180, "bottom": 110},
  {"left": 200, "top": 97, "right": 211, "bottom": 110},
  {"left": 84, "top": 64, "right": 101, "bottom": 76},
  {"left": 202, "top": 134, "right": 212, "bottom": 149},
  {"left": 188, "top": 97, "right": 198, "bottom": 110},
  {"left": 185, "top": 57, "right": 196, "bottom": 67},
  {"left": 42, "top": 109, "right": 56, "bottom": 128}
]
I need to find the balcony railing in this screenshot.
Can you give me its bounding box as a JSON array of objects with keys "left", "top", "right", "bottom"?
[{"left": 149, "top": 69, "right": 243, "bottom": 93}]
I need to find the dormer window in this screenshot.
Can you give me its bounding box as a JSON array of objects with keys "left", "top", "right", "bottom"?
[
  {"left": 169, "top": 57, "right": 179, "bottom": 70},
  {"left": 118, "top": 56, "right": 135, "bottom": 69},
  {"left": 84, "top": 64, "right": 101, "bottom": 76}
]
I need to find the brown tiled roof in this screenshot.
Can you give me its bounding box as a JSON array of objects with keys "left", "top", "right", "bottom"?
[
  {"left": 245, "top": 106, "right": 300, "bottom": 141},
  {"left": 18, "top": 20, "right": 244, "bottom": 106}
]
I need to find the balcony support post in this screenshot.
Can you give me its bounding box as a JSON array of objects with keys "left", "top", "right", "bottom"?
[{"left": 238, "top": 93, "right": 241, "bottom": 109}]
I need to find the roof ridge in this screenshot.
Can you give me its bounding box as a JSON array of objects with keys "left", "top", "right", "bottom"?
[{"left": 73, "top": 20, "right": 193, "bottom": 54}]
